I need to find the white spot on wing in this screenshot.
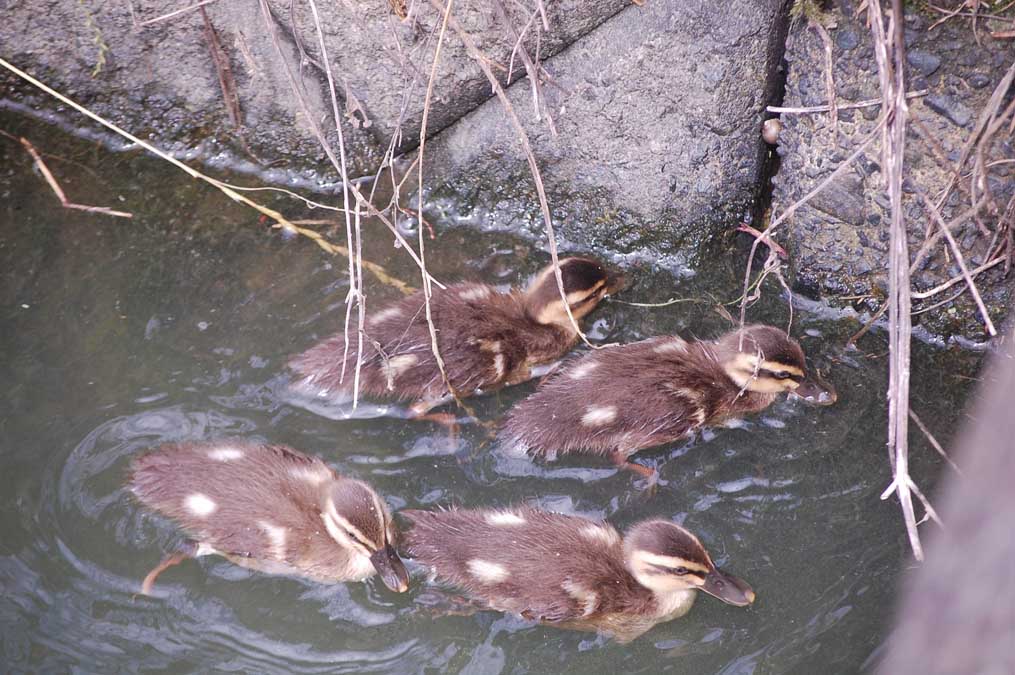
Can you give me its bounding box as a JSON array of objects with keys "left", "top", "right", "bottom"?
[
  {"left": 382, "top": 354, "right": 418, "bottom": 391},
  {"left": 467, "top": 559, "right": 509, "bottom": 583},
  {"left": 369, "top": 306, "right": 402, "bottom": 325},
  {"left": 654, "top": 337, "right": 689, "bottom": 355},
  {"left": 492, "top": 353, "right": 506, "bottom": 378},
  {"left": 568, "top": 360, "right": 598, "bottom": 380},
  {"left": 459, "top": 286, "right": 491, "bottom": 302},
  {"left": 579, "top": 524, "right": 620, "bottom": 546},
  {"left": 258, "top": 521, "right": 288, "bottom": 560},
  {"left": 290, "top": 464, "right": 331, "bottom": 486},
  {"left": 563, "top": 579, "right": 599, "bottom": 617},
  {"left": 185, "top": 493, "right": 217, "bottom": 517},
  {"left": 485, "top": 511, "right": 526, "bottom": 526},
  {"left": 582, "top": 405, "right": 617, "bottom": 426},
  {"left": 207, "top": 447, "right": 244, "bottom": 461}
]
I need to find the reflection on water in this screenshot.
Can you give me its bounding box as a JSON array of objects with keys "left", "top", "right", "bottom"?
[{"left": 0, "top": 112, "right": 985, "bottom": 673}]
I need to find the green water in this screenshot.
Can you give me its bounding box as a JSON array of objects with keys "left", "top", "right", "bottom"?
[{"left": 0, "top": 112, "right": 982, "bottom": 673}]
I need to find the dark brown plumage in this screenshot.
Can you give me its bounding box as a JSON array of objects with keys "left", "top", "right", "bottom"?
[
  {"left": 500, "top": 324, "right": 835, "bottom": 476},
  {"left": 289, "top": 257, "right": 621, "bottom": 416},
  {"left": 128, "top": 440, "right": 408, "bottom": 593},
  {"left": 401, "top": 507, "right": 753, "bottom": 642}
]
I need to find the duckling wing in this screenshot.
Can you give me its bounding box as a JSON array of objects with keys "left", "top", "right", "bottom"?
[
  {"left": 500, "top": 337, "right": 723, "bottom": 459},
  {"left": 129, "top": 441, "right": 334, "bottom": 562},
  {"left": 402, "top": 508, "right": 647, "bottom": 623},
  {"left": 291, "top": 284, "right": 565, "bottom": 403}
]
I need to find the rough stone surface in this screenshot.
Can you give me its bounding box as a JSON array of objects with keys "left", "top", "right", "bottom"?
[
  {"left": 422, "top": 0, "right": 789, "bottom": 260},
  {"left": 1, "top": 0, "right": 627, "bottom": 176},
  {"left": 771, "top": 2, "right": 1014, "bottom": 340}
]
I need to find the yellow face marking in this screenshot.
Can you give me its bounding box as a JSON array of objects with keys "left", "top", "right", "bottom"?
[
  {"left": 632, "top": 551, "right": 711, "bottom": 575},
  {"left": 322, "top": 503, "right": 375, "bottom": 555},
  {"left": 758, "top": 360, "right": 804, "bottom": 377}
]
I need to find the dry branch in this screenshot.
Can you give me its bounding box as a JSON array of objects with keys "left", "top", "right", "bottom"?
[
  {"left": 16, "top": 136, "right": 132, "bottom": 218},
  {"left": 428, "top": 0, "right": 593, "bottom": 347}
]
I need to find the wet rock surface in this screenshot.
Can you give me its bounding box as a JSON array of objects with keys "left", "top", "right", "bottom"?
[
  {"left": 2, "top": 0, "right": 788, "bottom": 265},
  {"left": 771, "top": 3, "right": 1014, "bottom": 340},
  {"left": 1, "top": 0, "right": 627, "bottom": 176},
  {"left": 421, "top": 0, "right": 788, "bottom": 260}
]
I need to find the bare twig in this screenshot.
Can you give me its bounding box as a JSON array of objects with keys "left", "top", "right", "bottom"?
[
  {"left": 136, "top": 0, "right": 221, "bottom": 28},
  {"left": 911, "top": 255, "right": 1005, "bottom": 300},
  {"left": 0, "top": 59, "right": 418, "bottom": 294},
  {"left": 416, "top": 0, "right": 460, "bottom": 409},
  {"left": 909, "top": 409, "right": 962, "bottom": 475},
  {"left": 737, "top": 117, "right": 885, "bottom": 330},
  {"left": 430, "top": 0, "right": 592, "bottom": 347},
  {"left": 809, "top": 17, "right": 838, "bottom": 130},
  {"left": 17, "top": 137, "right": 132, "bottom": 218},
  {"left": 919, "top": 193, "right": 998, "bottom": 336},
  {"left": 767, "top": 89, "right": 928, "bottom": 114},
  {"left": 869, "top": 0, "right": 928, "bottom": 561},
  {"left": 254, "top": 3, "right": 445, "bottom": 289},
  {"left": 200, "top": 6, "right": 242, "bottom": 128}
]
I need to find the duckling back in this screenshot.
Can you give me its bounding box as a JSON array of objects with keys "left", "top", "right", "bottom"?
[
  {"left": 289, "top": 284, "right": 570, "bottom": 407},
  {"left": 401, "top": 507, "right": 650, "bottom": 624},
  {"left": 130, "top": 441, "right": 372, "bottom": 582}
]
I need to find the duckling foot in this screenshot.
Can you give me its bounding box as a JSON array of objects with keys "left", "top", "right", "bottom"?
[
  {"left": 140, "top": 541, "right": 198, "bottom": 596},
  {"left": 611, "top": 453, "right": 659, "bottom": 488},
  {"left": 415, "top": 589, "right": 485, "bottom": 618}
]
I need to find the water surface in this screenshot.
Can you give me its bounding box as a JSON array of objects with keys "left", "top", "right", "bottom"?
[{"left": 0, "top": 112, "right": 982, "bottom": 673}]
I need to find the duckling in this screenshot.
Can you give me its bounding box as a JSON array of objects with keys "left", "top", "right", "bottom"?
[
  {"left": 289, "top": 257, "right": 622, "bottom": 418},
  {"left": 501, "top": 324, "right": 836, "bottom": 478},
  {"left": 401, "top": 507, "right": 753, "bottom": 642},
  {"left": 128, "top": 440, "right": 409, "bottom": 594}
]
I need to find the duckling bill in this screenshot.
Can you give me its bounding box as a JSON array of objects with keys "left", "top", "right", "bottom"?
[
  {"left": 289, "top": 257, "right": 622, "bottom": 417},
  {"left": 501, "top": 324, "right": 836, "bottom": 478},
  {"left": 401, "top": 507, "right": 753, "bottom": 642},
  {"left": 128, "top": 441, "right": 409, "bottom": 594}
]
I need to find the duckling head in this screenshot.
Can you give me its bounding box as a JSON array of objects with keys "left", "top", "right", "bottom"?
[
  {"left": 624, "top": 519, "right": 755, "bottom": 607},
  {"left": 717, "top": 325, "right": 836, "bottom": 405},
  {"left": 321, "top": 478, "right": 409, "bottom": 592},
  {"left": 525, "top": 257, "right": 623, "bottom": 331}
]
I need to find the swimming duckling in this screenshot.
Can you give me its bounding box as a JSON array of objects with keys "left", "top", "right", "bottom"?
[
  {"left": 501, "top": 324, "right": 835, "bottom": 478},
  {"left": 289, "top": 257, "right": 622, "bottom": 418},
  {"left": 129, "top": 440, "right": 409, "bottom": 594},
  {"left": 401, "top": 507, "right": 753, "bottom": 642}
]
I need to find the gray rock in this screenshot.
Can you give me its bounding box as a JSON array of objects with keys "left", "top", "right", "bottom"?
[
  {"left": 0, "top": 0, "right": 627, "bottom": 172},
  {"left": 809, "top": 174, "right": 866, "bottom": 226},
  {"left": 422, "top": 0, "right": 787, "bottom": 258},
  {"left": 968, "top": 73, "right": 991, "bottom": 89},
  {"left": 835, "top": 28, "right": 860, "bottom": 51},
  {"left": 925, "top": 94, "right": 973, "bottom": 128},
  {"left": 772, "top": 4, "right": 1013, "bottom": 339},
  {"left": 907, "top": 49, "right": 941, "bottom": 76}
]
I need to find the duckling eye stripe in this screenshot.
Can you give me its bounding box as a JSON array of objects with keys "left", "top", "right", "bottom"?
[
  {"left": 761, "top": 369, "right": 804, "bottom": 383},
  {"left": 758, "top": 360, "right": 804, "bottom": 377}
]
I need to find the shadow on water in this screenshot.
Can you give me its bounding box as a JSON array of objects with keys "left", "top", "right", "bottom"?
[{"left": 0, "top": 111, "right": 986, "bottom": 673}]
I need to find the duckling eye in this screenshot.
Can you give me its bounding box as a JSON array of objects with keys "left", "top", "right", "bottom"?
[
  {"left": 772, "top": 371, "right": 792, "bottom": 380},
  {"left": 673, "top": 567, "right": 690, "bottom": 576}
]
